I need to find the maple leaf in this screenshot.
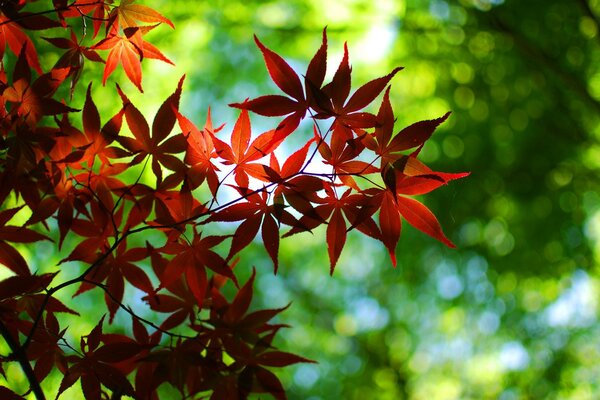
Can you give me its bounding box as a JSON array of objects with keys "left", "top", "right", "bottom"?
[
  {"left": 318, "top": 45, "right": 402, "bottom": 131},
  {"left": 71, "top": 241, "right": 152, "bottom": 322},
  {"left": 116, "top": 78, "right": 186, "bottom": 186},
  {"left": 364, "top": 87, "right": 451, "bottom": 171},
  {"left": 57, "top": 318, "right": 136, "bottom": 399},
  {"left": 0, "top": 206, "right": 50, "bottom": 276},
  {"left": 317, "top": 131, "right": 378, "bottom": 191},
  {"left": 2, "top": 49, "right": 76, "bottom": 126},
  {"left": 233, "top": 28, "right": 401, "bottom": 147},
  {"left": 109, "top": 0, "right": 174, "bottom": 30},
  {"left": 229, "top": 29, "right": 331, "bottom": 136},
  {"left": 43, "top": 30, "right": 104, "bottom": 96},
  {"left": 59, "top": 198, "right": 118, "bottom": 264},
  {"left": 93, "top": 27, "right": 173, "bottom": 92},
  {"left": 177, "top": 107, "right": 222, "bottom": 195},
  {"left": 208, "top": 191, "right": 298, "bottom": 273},
  {"left": 212, "top": 108, "right": 287, "bottom": 188},
  {"left": 0, "top": 12, "right": 41, "bottom": 73},
  {"left": 160, "top": 230, "right": 236, "bottom": 308},
  {"left": 369, "top": 186, "right": 456, "bottom": 266}
]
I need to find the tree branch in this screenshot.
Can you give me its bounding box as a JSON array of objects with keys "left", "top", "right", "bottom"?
[{"left": 0, "top": 319, "right": 45, "bottom": 400}]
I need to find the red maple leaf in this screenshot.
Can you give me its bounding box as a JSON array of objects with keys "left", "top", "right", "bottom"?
[
  {"left": 116, "top": 78, "right": 186, "bottom": 186},
  {"left": 208, "top": 190, "right": 298, "bottom": 273},
  {"left": 0, "top": 206, "right": 50, "bottom": 276},
  {"left": 93, "top": 27, "right": 173, "bottom": 92},
  {"left": 0, "top": 12, "right": 41, "bottom": 73},
  {"left": 159, "top": 230, "right": 236, "bottom": 308},
  {"left": 2, "top": 50, "right": 76, "bottom": 127},
  {"left": 212, "top": 108, "right": 287, "bottom": 188}
]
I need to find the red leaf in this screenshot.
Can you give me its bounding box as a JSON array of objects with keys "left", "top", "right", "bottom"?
[
  {"left": 305, "top": 28, "right": 328, "bottom": 90},
  {"left": 0, "top": 385, "right": 26, "bottom": 400},
  {"left": 225, "top": 268, "right": 255, "bottom": 324},
  {"left": 256, "top": 351, "right": 315, "bottom": 367},
  {"left": 231, "top": 109, "right": 251, "bottom": 162},
  {"left": 0, "top": 241, "right": 30, "bottom": 276},
  {"left": 396, "top": 172, "right": 470, "bottom": 195},
  {"left": 261, "top": 214, "right": 280, "bottom": 273},
  {"left": 255, "top": 367, "right": 286, "bottom": 400},
  {"left": 326, "top": 43, "right": 351, "bottom": 110},
  {"left": 0, "top": 226, "right": 50, "bottom": 243},
  {"left": 0, "top": 14, "right": 42, "bottom": 73},
  {"left": 396, "top": 196, "right": 455, "bottom": 248},
  {"left": 344, "top": 67, "right": 403, "bottom": 113},
  {"left": 388, "top": 112, "right": 451, "bottom": 152},
  {"left": 379, "top": 191, "right": 401, "bottom": 267},
  {"left": 254, "top": 35, "right": 304, "bottom": 101},
  {"left": 185, "top": 260, "right": 208, "bottom": 307},
  {"left": 228, "top": 216, "right": 261, "bottom": 259},
  {"left": 230, "top": 95, "right": 301, "bottom": 117},
  {"left": 94, "top": 341, "right": 143, "bottom": 363},
  {"left": 326, "top": 208, "right": 346, "bottom": 275}
]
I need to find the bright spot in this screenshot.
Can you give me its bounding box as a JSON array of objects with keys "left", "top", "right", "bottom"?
[
  {"left": 438, "top": 275, "right": 464, "bottom": 299},
  {"left": 545, "top": 270, "right": 597, "bottom": 328},
  {"left": 294, "top": 364, "right": 319, "bottom": 388},
  {"left": 351, "top": 297, "right": 390, "bottom": 331},
  {"left": 354, "top": 24, "right": 397, "bottom": 64},
  {"left": 499, "top": 341, "right": 529, "bottom": 371}
]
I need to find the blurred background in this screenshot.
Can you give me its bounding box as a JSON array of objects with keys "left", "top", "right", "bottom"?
[{"left": 21, "top": 0, "right": 600, "bottom": 398}]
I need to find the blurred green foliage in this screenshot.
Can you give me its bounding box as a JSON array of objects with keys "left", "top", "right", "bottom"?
[{"left": 6, "top": 0, "right": 600, "bottom": 398}]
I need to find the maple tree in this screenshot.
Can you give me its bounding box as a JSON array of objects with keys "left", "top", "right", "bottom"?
[{"left": 0, "top": 1, "right": 467, "bottom": 399}]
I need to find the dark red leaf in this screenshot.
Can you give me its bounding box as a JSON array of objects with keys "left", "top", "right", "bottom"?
[
  {"left": 344, "top": 67, "right": 403, "bottom": 113},
  {"left": 256, "top": 351, "right": 315, "bottom": 367},
  {"left": 254, "top": 35, "right": 304, "bottom": 101},
  {"left": 388, "top": 112, "right": 451, "bottom": 152},
  {"left": 396, "top": 196, "right": 455, "bottom": 248},
  {"left": 326, "top": 208, "right": 346, "bottom": 275}
]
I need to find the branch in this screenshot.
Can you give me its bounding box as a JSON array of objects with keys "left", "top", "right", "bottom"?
[
  {"left": 85, "top": 279, "right": 194, "bottom": 340},
  {"left": 0, "top": 319, "right": 46, "bottom": 400}
]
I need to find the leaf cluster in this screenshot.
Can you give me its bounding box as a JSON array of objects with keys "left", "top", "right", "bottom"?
[{"left": 0, "top": 1, "right": 466, "bottom": 399}]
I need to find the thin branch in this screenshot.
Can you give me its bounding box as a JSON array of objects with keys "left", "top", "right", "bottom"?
[
  {"left": 0, "top": 319, "right": 46, "bottom": 400},
  {"left": 84, "top": 279, "right": 194, "bottom": 340}
]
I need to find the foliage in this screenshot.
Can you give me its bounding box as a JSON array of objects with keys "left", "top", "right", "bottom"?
[{"left": 0, "top": 1, "right": 466, "bottom": 399}]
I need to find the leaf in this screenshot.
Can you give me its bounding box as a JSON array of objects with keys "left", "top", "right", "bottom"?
[
  {"left": 396, "top": 196, "right": 455, "bottom": 248},
  {"left": 94, "top": 341, "right": 143, "bottom": 363},
  {"left": 255, "top": 367, "right": 286, "bottom": 400},
  {"left": 114, "top": 0, "right": 175, "bottom": 29},
  {"left": 0, "top": 385, "right": 27, "bottom": 399},
  {"left": 326, "top": 208, "right": 346, "bottom": 275},
  {"left": 0, "top": 14, "right": 42, "bottom": 73},
  {"left": 388, "top": 112, "right": 451, "bottom": 152},
  {"left": 224, "top": 268, "right": 255, "bottom": 325},
  {"left": 379, "top": 191, "right": 401, "bottom": 267},
  {"left": 256, "top": 351, "right": 316, "bottom": 367},
  {"left": 344, "top": 67, "right": 403, "bottom": 113},
  {"left": 231, "top": 108, "right": 251, "bottom": 163},
  {"left": 0, "top": 272, "right": 57, "bottom": 300},
  {"left": 261, "top": 214, "right": 280, "bottom": 273},
  {"left": 305, "top": 27, "right": 328, "bottom": 90},
  {"left": 254, "top": 35, "right": 304, "bottom": 101},
  {"left": 94, "top": 33, "right": 143, "bottom": 91}
]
